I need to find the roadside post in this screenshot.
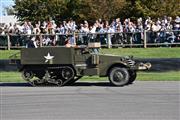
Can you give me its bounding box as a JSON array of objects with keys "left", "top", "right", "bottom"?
[{"left": 143, "top": 30, "right": 147, "bottom": 48}]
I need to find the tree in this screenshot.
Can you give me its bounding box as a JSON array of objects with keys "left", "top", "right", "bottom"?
[
  {"left": 138, "top": 0, "right": 180, "bottom": 18},
  {"left": 13, "top": 0, "right": 66, "bottom": 22},
  {"left": 80, "top": 0, "right": 126, "bottom": 21},
  {"left": 120, "top": 0, "right": 180, "bottom": 19},
  {"left": 4, "top": 6, "right": 15, "bottom": 15},
  {"left": 118, "top": 1, "right": 145, "bottom": 20},
  {"left": 13, "top": 0, "right": 126, "bottom": 23},
  {"left": 13, "top": 0, "right": 180, "bottom": 23},
  {"left": 59, "top": 0, "right": 83, "bottom": 21}
]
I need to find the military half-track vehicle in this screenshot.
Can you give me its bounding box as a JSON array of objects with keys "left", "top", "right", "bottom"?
[{"left": 10, "top": 47, "right": 151, "bottom": 86}]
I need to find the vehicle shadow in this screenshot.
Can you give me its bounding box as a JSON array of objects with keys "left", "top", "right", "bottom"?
[
  {"left": 70, "top": 82, "right": 115, "bottom": 87},
  {"left": 0, "top": 82, "right": 118, "bottom": 87},
  {"left": 0, "top": 82, "right": 32, "bottom": 87}
]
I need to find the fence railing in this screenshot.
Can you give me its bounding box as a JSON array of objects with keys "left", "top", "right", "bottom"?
[{"left": 0, "top": 30, "right": 180, "bottom": 50}]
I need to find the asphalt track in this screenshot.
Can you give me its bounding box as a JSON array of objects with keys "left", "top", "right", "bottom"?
[{"left": 0, "top": 81, "right": 180, "bottom": 120}]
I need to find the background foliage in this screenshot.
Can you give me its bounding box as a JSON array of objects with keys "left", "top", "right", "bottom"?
[{"left": 11, "top": 0, "right": 180, "bottom": 23}]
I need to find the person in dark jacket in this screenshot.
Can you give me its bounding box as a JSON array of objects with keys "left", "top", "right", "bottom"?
[{"left": 27, "top": 36, "right": 38, "bottom": 48}]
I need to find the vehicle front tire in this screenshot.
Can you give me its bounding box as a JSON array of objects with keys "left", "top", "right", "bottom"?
[
  {"left": 108, "top": 67, "right": 130, "bottom": 86},
  {"left": 127, "top": 70, "right": 137, "bottom": 85}
]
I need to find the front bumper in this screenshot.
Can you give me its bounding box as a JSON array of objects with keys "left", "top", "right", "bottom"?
[{"left": 135, "top": 62, "right": 152, "bottom": 70}]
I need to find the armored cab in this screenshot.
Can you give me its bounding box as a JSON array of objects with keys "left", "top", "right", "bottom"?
[{"left": 10, "top": 47, "right": 151, "bottom": 86}]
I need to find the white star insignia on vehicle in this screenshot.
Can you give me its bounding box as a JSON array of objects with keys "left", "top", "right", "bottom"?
[{"left": 44, "top": 52, "right": 54, "bottom": 63}]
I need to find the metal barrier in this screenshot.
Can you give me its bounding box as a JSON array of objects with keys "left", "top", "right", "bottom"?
[{"left": 0, "top": 30, "right": 179, "bottom": 49}]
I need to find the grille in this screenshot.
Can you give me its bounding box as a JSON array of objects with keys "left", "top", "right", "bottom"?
[{"left": 127, "top": 59, "right": 135, "bottom": 66}]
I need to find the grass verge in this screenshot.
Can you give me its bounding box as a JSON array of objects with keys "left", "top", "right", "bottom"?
[
  {"left": 0, "top": 71, "right": 179, "bottom": 83},
  {"left": 0, "top": 50, "right": 20, "bottom": 59},
  {"left": 101, "top": 47, "right": 180, "bottom": 58},
  {"left": 1, "top": 47, "right": 180, "bottom": 59}
]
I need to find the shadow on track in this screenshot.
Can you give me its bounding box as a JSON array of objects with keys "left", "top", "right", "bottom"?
[
  {"left": 0, "top": 82, "right": 31, "bottom": 87},
  {"left": 0, "top": 82, "right": 118, "bottom": 87}
]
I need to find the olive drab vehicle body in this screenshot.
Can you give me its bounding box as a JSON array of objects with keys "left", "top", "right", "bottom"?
[{"left": 10, "top": 47, "right": 151, "bottom": 86}]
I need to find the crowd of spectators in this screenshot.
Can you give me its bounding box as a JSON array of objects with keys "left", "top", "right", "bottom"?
[{"left": 0, "top": 16, "right": 180, "bottom": 47}]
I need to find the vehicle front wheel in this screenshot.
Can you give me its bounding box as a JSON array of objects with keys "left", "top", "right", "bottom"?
[
  {"left": 108, "top": 67, "right": 130, "bottom": 86},
  {"left": 127, "top": 70, "right": 137, "bottom": 85}
]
